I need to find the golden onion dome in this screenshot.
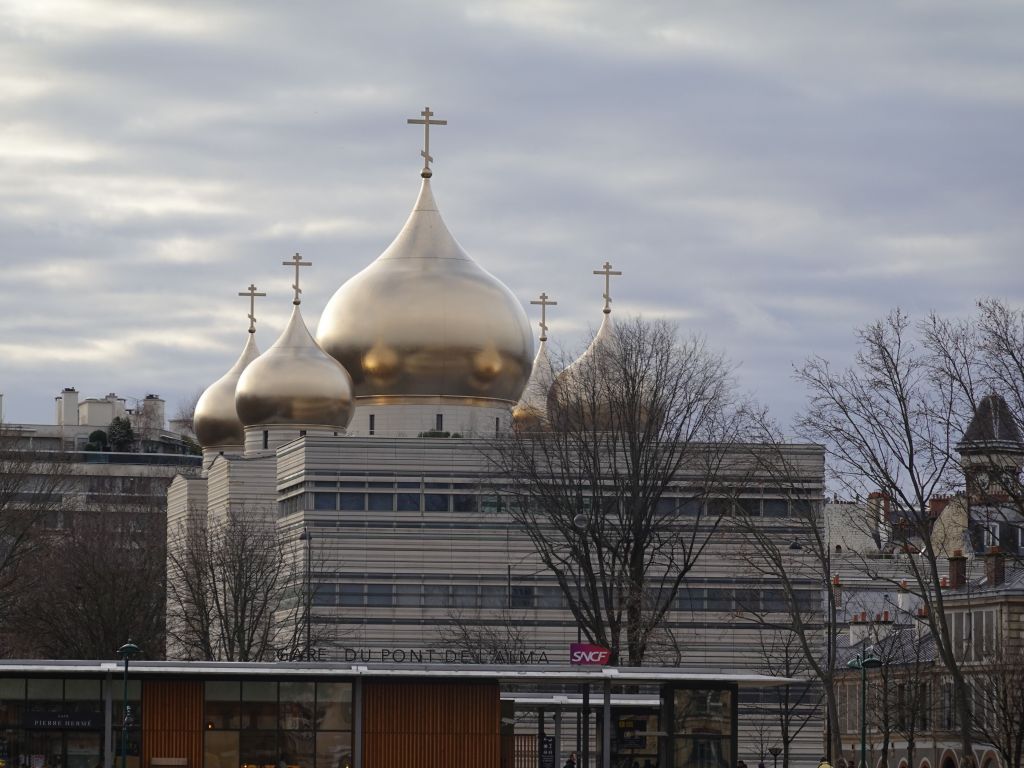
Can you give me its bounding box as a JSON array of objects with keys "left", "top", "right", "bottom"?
[
  {"left": 548, "top": 312, "right": 618, "bottom": 429},
  {"left": 512, "top": 338, "right": 554, "bottom": 430},
  {"left": 316, "top": 178, "right": 533, "bottom": 404},
  {"left": 194, "top": 332, "right": 260, "bottom": 449},
  {"left": 236, "top": 305, "right": 354, "bottom": 429}
]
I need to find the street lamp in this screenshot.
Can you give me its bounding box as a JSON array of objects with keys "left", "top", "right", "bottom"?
[
  {"left": 847, "top": 648, "right": 881, "bottom": 768},
  {"left": 572, "top": 512, "right": 589, "bottom": 768},
  {"left": 298, "top": 527, "right": 313, "bottom": 661},
  {"left": 769, "top": 746, "right": 782, "bottom": 768},
  {"left": 116, "top": 641, "right": 141, "bottom": 768}
]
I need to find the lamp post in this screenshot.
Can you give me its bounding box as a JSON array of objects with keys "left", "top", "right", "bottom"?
[
  {"left": 116, "top": 641, "right": 141, "bottom": 768},
  {"left": 769, "top": 746, "right": 782, "bottom": 768},
  {"left": 847, "top": 648, "right": 881, "bottom": 768},
  {"left": 298, "top": 527, "right": 312, "bottom": 660},
  {"left": 572, "top": 512, "right": 590, "bottom": 768}
]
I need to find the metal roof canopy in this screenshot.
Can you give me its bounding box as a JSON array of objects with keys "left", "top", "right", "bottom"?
[{"left": 0, "top": 660, "right": 799, "bottom": 687}]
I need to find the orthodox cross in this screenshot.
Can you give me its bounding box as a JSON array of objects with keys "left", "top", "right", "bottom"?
[
  {"left": 530, "top": 292, "right": 557, "bottom": 342},
  {"left": 238, "top": 283, "right": 266, "bottom": 333},
  {"left": 593, "top": 261, "right": 622, "bottom": 314},
  {"left": 407, "top": 106, "right": 447, "bottom": 178},
  {"left": 283, "top": 253, "right": 312, "bottom": 305}
]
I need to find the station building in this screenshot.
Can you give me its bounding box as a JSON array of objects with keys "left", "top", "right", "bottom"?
[{"left": 0, "top": 659, "right": 796, "bottom": 768}]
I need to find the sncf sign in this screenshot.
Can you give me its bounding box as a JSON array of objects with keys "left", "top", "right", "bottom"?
[{"left": 570, "top": 642, "right": 611, "bottom": 665}]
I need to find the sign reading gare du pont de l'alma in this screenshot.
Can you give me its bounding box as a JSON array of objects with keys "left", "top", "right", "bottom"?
[{"left": 276, "top": 643, "right": 613, "bottom": 665}]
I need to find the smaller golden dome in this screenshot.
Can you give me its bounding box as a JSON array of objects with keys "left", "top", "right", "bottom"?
[
  {"left": 548, "top": 313, "right": 617, "bottom": 429},
  {"left": 512, "top": 339, "right": 554, "bottom": 430},
  {"left": 194, "top": 333, "right": 260, "bottom": 449},
  {"left": 236, "top": 306, "right": 354, "bottom": 430}
]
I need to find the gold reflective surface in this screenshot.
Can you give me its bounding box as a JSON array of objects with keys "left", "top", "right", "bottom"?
[
  {"left": 236, "top": 306, "right": 354, "bottom": 429},
  {"left": 512, "top": 339, "right": 553, "bottom": 429},
  {"left": 316, "top": 179, "right": 533, "bottom": 403},
  {"left": 194, "top": 332, "right": 260, "bottom": 449}
]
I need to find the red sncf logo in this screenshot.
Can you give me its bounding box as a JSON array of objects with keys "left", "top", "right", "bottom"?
[{"left": 569, "top": 642, "right": 611, "bottom": 665}]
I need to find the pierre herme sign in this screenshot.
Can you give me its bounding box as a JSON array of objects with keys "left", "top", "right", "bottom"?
[{"left": 24, "top": 710, "right": 102, "bottom": 730}]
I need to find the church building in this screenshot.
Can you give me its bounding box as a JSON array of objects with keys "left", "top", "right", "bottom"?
[{"left": 167, "top": 108, "right": 827, "bottom": 767}]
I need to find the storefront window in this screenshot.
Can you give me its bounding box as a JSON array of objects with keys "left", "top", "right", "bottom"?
[
  {"left": 206, "top": 681, "right": 351, "bottom": 768},
  {"left": 279, "top": 683, "right": 314, "bottom": 731},
  {"left": 206, "top": 682, "right": 241, "bottom": 730},
  {"left": 672, "top": 688, "right": 734, "bottom": 768},
  {"left": 314, "top": 684, "right": 351, "bottom": 731},
  {"left": 242, "top": 683, "right": 277, "bottom": 731}
]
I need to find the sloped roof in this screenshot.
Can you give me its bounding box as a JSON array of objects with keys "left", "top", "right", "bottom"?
[{"left": 957, "top": 393, "right": 1024, "bottom": 456}]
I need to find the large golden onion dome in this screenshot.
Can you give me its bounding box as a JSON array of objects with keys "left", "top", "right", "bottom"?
[
  {"left": 236, "top": 305, "right": 354, "bottom": 429},
  {"left": 316, "top": 178, "right": 533, "bottom": 404},
  {"left": 194, "top": 332, "right": 260, "bottom": 449}
]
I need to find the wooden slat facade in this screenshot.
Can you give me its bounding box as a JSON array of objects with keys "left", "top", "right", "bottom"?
[
  {"left": 142, "top": 680, "right": 204, "bottom": 768},
  {"left": 363, "top": 679, "right": 500, "bottom": 768}
]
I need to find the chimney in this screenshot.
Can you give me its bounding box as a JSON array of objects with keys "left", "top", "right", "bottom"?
[
  {"left": 832, "top": 575, "right": 842, "bottom": 605},
  {"left": 56, "top": 387, "right": 79, "bottom": 426},
  {"left": 867, "top": 491, "right": 890, "bottom": 532},
  {"left": 948, "top": 550, "right": 967, "bottom": 589},
  {"left": 928, "top": 496, "right": 950, "bottom": 518},
  {"left": 985, "top": 546, "right": 1005, "bottom": 587}
]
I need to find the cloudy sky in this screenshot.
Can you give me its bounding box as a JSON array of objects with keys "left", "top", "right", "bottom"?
[{"left": 1, "top": 0, "right": 1022, "bottom": 427}]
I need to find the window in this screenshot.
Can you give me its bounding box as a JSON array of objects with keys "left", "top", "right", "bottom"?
[
  {"left": 678, "top": 587, "right": 705, "bottom": 612},
  {"left": 397, "top": 493, "right": 420, "bottom": 511},
  {"left": 205, "top": 681, "right": 241, "bottom": 729},
  {"left": 366, "top": 584, "right": 394, "bottom": 607},
  {"left": 536, "top": 586, "right": 563, "bottom": 609},
  {"left": 510, "top": 585, "right": 534, "bottom": 609},
  {"left": 339, "top": 493, "right": 364, "bottom": 511},
  {"left": 313, "top": 584, "right": 337, "bottom": 606},
  {"left": 262, "top": 430, "right": 268, "bottom": 449},
  {"left": 339, "top": 584, "right": 363, "bottom": 607},
  {"left": 241, "top": 681, "right": 277, "bottom": 730},
  {"left": 313, "top": 493, "right": 337, "bottom": 511},
  {"left": 452, "top": 494, "right": 476, "bottom": 513},
  {"left": 737, "top": 498, "right": 761, "bottom": 517},
  {"left": 481, "top": 586, "right": 506, "bottom": 608},
  {"left": 706, "top": 589, "right": 733, "bottom": 612},
  {"left": 435, "top": 414, "right": 443, "bottom": 431},
  {"left": 368, "top": 414, "right": 375, "bottom": 436},
  {"left": 424, "top": 494, "right": 449, "bottom": 512},
  {"left": 451, "top": 585, "right": 478, "bottom": 608},
  {"left": 423, "top": 585, "right": 448, "bottom": 607},
  {"left": 763, "top": 499, "right": 788, "bottom": 517},
  {"left": 395, "top": 584, "right": 421, "bottom": 607},
  {"left": 367, "top": 493, "right": 393, "bottom": 512},
  {"left": 680, "top": 499, "right": 702, "bottom": 516}
]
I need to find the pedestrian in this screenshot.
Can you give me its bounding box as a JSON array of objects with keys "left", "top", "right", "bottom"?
[
  {"left": 563, "top": 753, "right": 577, "bottom": 768},
  {"left": 738, "top": 761, "right": 748, "bottom": 768},
  {"left": 818, "top": 757, "right": 832, "bottom": 768}
]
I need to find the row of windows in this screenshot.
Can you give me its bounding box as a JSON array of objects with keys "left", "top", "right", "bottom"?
[
  {"left": 310, "top": 582, "right": 821, "bottom": 614},
  {"left": 204, "top": 680, "right": 351, "bottom": 731},
  {"left": 281, "top": 492, "right": 817, "bottom": 517}
]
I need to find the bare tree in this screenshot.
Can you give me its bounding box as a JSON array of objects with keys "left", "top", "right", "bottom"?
[
  {"left": 967, "top": 641, "right": 1024, "bottom": 768},
  {"left": 729, "top": 415, "right": 840, "bottom": 762},
  {"left": 9, "top": 501, "right": 167, "bottom": 658},
  {"left": 489, "top": 317, "right": 743, "bottom": 665},
  {"left": 166, "top": 507, "right": 328, "bottom": 661},
  {"left": 171, "top": 388, "right": 204, "bottom": 435},
  {"left": 796, "top": 309, "right": 980, "bottom": 763},
  {"left": 923, "top": 299, "right": 1024, "bottom": 564},
  {"left": 751, "top": 628, "right": 819, "bottom": 768},
  {"left": 0, "top": 428, "right": 72, "bottom": 648}
]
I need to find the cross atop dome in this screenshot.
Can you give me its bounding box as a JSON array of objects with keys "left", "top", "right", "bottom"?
[
  {"left": 238, "top": 283, "right": 266, "bottom": 334},
  {"left": 407, "top": 106, "right": 447, "bottom": 178},
  {"left": 530, "top": 292, "right": 557, "bottom": 342},
  {"left": 593, "top": 261, "right": 622, "bottom": 315},
  {"left": 283, "top": 253, "right": 312, "bottom": 305}
]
